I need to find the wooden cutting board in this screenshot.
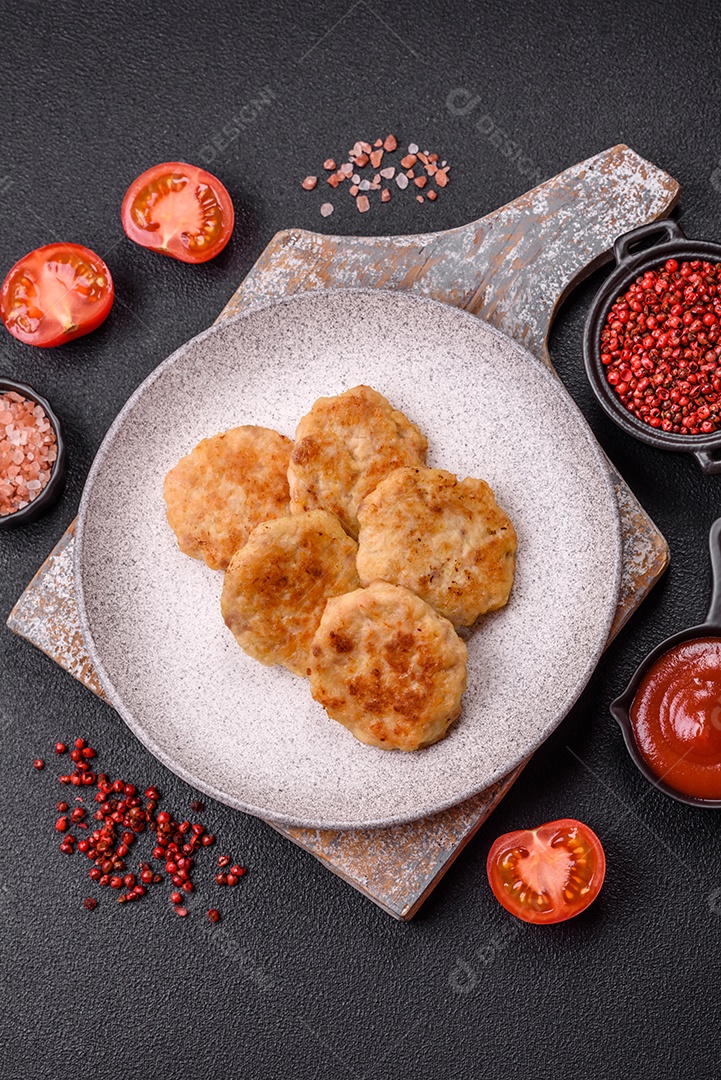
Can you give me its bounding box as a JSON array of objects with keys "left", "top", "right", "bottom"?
[{"left": 8, "top": 144, "right": 677, "bottom": 919}]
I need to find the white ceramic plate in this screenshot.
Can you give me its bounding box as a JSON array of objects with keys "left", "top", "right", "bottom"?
[{"left": 76, "top": 290, "right": 621, "bottom": 829}]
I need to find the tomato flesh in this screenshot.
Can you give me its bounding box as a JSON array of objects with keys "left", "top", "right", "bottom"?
[
  {"left": 0, "top": 243, "right": 114, "bottom": 348},
  {"left": 487, "top": 818, "right": 605, "bottom": 924},
  {"left": 121, "top": 163, "right": 234, "bottom": 263}
]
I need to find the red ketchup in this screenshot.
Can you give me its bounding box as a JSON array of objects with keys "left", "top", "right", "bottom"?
[{"left": 630, "top": 637, "right": 721, "bottom": 800}]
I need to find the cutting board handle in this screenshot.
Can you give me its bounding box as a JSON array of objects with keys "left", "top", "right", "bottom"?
[{"left": 235, "top": 144, "right": 679, "bottom": 367}]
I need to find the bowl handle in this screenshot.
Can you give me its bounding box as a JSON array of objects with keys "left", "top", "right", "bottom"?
[
  {"left": 613, "top": 220, "right": 686, "bottom": 266},
  {"left": 694, "top": 448, "right": 721, "bottom": 475},
  {"left": 706, "top": 518, "right": 721, "bottom": 624}
]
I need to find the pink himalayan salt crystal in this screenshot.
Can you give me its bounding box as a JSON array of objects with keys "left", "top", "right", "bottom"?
[{"left": 0, "top": 391, "right": 57, "bottom": 517}]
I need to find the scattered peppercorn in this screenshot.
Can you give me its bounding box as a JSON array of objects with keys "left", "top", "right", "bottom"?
[
  {"left": 33, "top": 758, "right": 45, "bottom": 771},
  {"left": 207, "top": 909, "right": 220, "bottom": 923},
  {"left": 38, "top": 738, "right": 249, "bottom": 923},
  {"left": 84, "top": 897, "right": 97, "bottom": 911}
]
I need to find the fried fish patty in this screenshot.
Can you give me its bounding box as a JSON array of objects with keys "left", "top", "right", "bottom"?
[
  {"left": 220, "top": 510, "right": 361, "bottom": 677},
  {"left": 308, "top": 581, "right": 468, "bottom": 751},
  {"left": 356, "top": 466, "right": 517, "bottom": 627},
  {"left": 287, "top": 385, "right": 427, "bottom": 539},
  {"left": 164, "top": 426, "right": 292, "bottom": 571}
]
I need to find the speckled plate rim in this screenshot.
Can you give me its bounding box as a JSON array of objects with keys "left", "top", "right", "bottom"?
[{"left": 75, "top": 288, "right": 623, "bottom": 829}]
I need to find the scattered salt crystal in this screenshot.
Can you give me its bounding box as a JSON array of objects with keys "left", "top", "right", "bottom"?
[
  {"left": 358, "top": 179, "right": 371, "bottom": 191},
  {"left": 396, "top": 173, "right": 409, "bottom": 190},
  {"left": 408, "top": 143, "right": 419, "bottom": 154},
  {"left": 380, "top": 167, "right": 395, "bottom": 179},
  {"left": 320, "top": 202, "right": 334, "bottom": 217}
]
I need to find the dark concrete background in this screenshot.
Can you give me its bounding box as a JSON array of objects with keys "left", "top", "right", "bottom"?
[{"left": 1, "top": 1, "right": 720, "bottom": 1077}]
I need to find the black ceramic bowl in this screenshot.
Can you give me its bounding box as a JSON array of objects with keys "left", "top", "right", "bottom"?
[
  {"left": 0, "top": 378, "right": 67, "bottom": 529},
  {"left": 584, "top": 219, "right": 721, "bottom": 475},
  {"left": 610, "top": 516, "right": 721, "bottom": 808}
]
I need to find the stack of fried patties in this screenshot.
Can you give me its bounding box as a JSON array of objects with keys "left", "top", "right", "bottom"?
[{"left": 164, "top": 386, "right": 516, "bottom": 752}]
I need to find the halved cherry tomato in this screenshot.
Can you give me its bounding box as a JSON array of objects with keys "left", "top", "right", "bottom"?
[
  {"left": 121, "top": 162, "right": 234, "bottom": 263},
  {"left": 0, "top": 243, "right": 114, "bottom": 348},
  {"left": 487, "top": 818, "right": 606, "bottom": 924}
]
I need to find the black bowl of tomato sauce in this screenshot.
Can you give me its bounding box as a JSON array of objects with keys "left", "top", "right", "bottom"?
[
  {"left": 610, "top": 517, "right": 721, "bottom": 808},
  {"left": 584, "top": 219, "right": 721, "bottom": 475}
]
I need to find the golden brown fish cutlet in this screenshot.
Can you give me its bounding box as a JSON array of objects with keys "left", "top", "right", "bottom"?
[
  {"left": 287, "top": 385, "right": 427, "bottom": 539},
  {"left": 220, "top": 510, "right": 361, "bottom": 677},
  {"left": 164, "top": 426, "right": 292, "bottom": 571},
  {"left": 308, "top": 581, "right": 468, "bottom": 751},
  {"left": 356, "top": 466, "right": 517, "bottom": 627}
]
